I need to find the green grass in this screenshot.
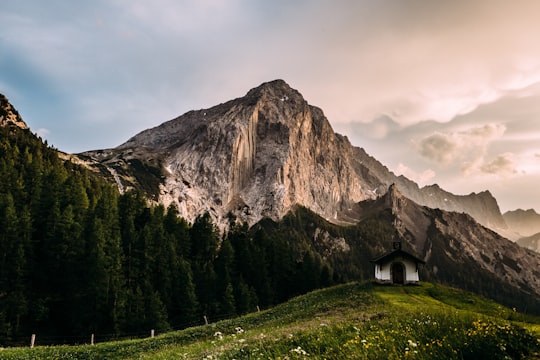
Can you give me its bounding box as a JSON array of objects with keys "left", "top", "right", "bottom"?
[{"left": 1, "top": 282, "right": 539, "bottom": 359}]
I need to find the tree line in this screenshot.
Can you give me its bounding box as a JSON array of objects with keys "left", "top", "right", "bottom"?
[{"left": 0, "top": 126, "right": 335, "bottom": 345}]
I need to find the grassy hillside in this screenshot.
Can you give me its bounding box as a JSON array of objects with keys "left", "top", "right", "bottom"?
[{"left": 1, "top": 282, "right": 539, "bottom": 359}]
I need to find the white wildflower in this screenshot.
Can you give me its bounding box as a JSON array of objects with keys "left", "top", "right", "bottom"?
[{"left": 291, "top": 346, "right": 309, "bottom": 356}]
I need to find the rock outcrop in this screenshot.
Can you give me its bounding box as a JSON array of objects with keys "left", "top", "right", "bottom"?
[{"left": 0, "top": 94, "right": 28, "bottom": 129}]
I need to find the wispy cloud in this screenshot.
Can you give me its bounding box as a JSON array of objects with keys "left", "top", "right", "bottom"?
[
  {"left": 480, "top": 153, "right": 518, "bottom": 176},
  {"left": 417, "top": 124, "right": 507, "bottom": 173},
  {"left": 395, "top": 163, "right": 436, "bottom": 186},
  {"left": 36, "top": 128, "right": 50, "bottom": 138}
]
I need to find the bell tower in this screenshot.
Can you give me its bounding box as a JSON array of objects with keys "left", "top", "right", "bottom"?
[{"left": 392, "top": 235, "right": 402, "bottom": 250}]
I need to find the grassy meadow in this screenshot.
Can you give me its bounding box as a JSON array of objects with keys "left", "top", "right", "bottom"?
[{"left": 1, "top": 282, "right": 539, "bottom": 359}]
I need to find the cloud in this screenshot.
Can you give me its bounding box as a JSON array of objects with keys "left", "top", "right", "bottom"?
[
  {"left": 418, "top": 132, "right": 457, "bottom": 164},
  {"left": 480, "top": 153, "right": 518, "bottom": 175},
  {"left": 36, "top": 128, "right": 50, "bottom": 137},
  {"left": 416, "top": 123, "right": 518, "bottom": 178},
  {"left": 309, "top": 1, "right": 540, "bottom": 127},
  {"left": 334, "top": 115, "right": 401, "bottom": 141},
  {"left": 395, "top": 163, "right": 436, "bottom": 186},
  {"left": 418, "top": 124, "right": 506, "bottom": 167}
]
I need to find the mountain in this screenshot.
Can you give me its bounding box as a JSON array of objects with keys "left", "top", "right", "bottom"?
[
  {"left": 517, "top": 233, "right": 540, "bottom": 253},
  {"left": 503, "top": 209, "right": 540, "bottom": 238},
  {"left": 364, "top": 185, "right": 540, "bottom": 307},
  {"left": 79, "top": 80, "right": 507, "bottom": 233}
]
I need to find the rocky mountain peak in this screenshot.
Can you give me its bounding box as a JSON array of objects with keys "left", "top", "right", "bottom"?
[
  {"left": 0, "top": 94, "right": 28, "bottom": 130},
  {"left": 79, "top": 80, "right": 510, "bottom": 234},
  {"left": 245, "top": 79, "right": 304, "bottom": 102},
  {"left": 385, "top": 183, "right": 405, "bottom": 208}
]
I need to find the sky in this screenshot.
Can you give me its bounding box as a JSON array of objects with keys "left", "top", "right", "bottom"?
[{"left": 1, "top": 1, "right": 540, "bottom": 213}]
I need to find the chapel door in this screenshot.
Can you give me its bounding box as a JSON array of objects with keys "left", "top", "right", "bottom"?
[{"left": 391, "top": 262, "right": 404, "bottom": 284}]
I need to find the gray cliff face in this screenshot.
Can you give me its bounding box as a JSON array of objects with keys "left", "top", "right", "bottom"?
[
  {"left": 150, "top": 79, "right": 380, "bottom": 227},
  {"left": 79, "top": 80, "right": 507, "bottom": 232}
]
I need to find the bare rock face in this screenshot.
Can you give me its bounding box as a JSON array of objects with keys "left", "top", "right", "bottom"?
[
  {"left": 153, "top": 80, "right": 382, "bottom": 227},
  {"left": 0, "top": 94, "right": 28, "bottom": 130},
  {"left": 79, "top": 80, "right": 508, "bottom": 233},
  {"left": 82, "top": 80, "right": 379, "bottom": 227}
]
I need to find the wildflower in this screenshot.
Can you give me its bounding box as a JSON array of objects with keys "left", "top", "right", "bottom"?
[
  {"left": 235, "top": 326, "right": 245, "bottom": 334},
  {"left": 291, "top": 346, "right": 309, "bottom": 356},
  {"left": 408, "top": 339, "right": 418, "bottom": 347},
  {"left": 214, "top": 331, "right": 223, "bottom": 341}
]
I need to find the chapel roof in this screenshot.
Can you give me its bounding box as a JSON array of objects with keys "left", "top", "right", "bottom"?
[{"left": 371, "top": 248, "right": 425, "bottom": 265}]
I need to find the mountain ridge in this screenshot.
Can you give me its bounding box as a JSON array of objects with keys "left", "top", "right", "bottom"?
[
  {"left": 356, "top": 184, "right": 540, "bottom": 301},
  {"left": 79, "top": 80, "right": 509, "bottom": 234},
  {"left": 504, "top": 208, "right": 540, "bottom": 238}
]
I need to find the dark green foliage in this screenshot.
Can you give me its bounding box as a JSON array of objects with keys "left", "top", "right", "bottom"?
[
  {"left": 126, "top": 158, "right": 164, "bottom": 200},
  {"left": 0, "top": 125, "right": 339, "bottom": 345}
]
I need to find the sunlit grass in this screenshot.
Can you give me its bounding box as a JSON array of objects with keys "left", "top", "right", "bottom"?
[{"left": 1, "top": 282, "right": 539, "bottom": 359}]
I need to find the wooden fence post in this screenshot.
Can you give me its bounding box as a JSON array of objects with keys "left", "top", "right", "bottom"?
[
  {"left": 257, "top": 305, "right": 261, "bottom": 312},
  {"left": 30, "top": 334, "right": 36, "bottom": 348},
  {"left": 150, "top": 329, "right": 155, "bottom": 338},
  {"left": 91, "top": 333, "right": 95, "bottom": 345},
  {"left": 204, "top": 315, "right": 209, "bottom": 325}
]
